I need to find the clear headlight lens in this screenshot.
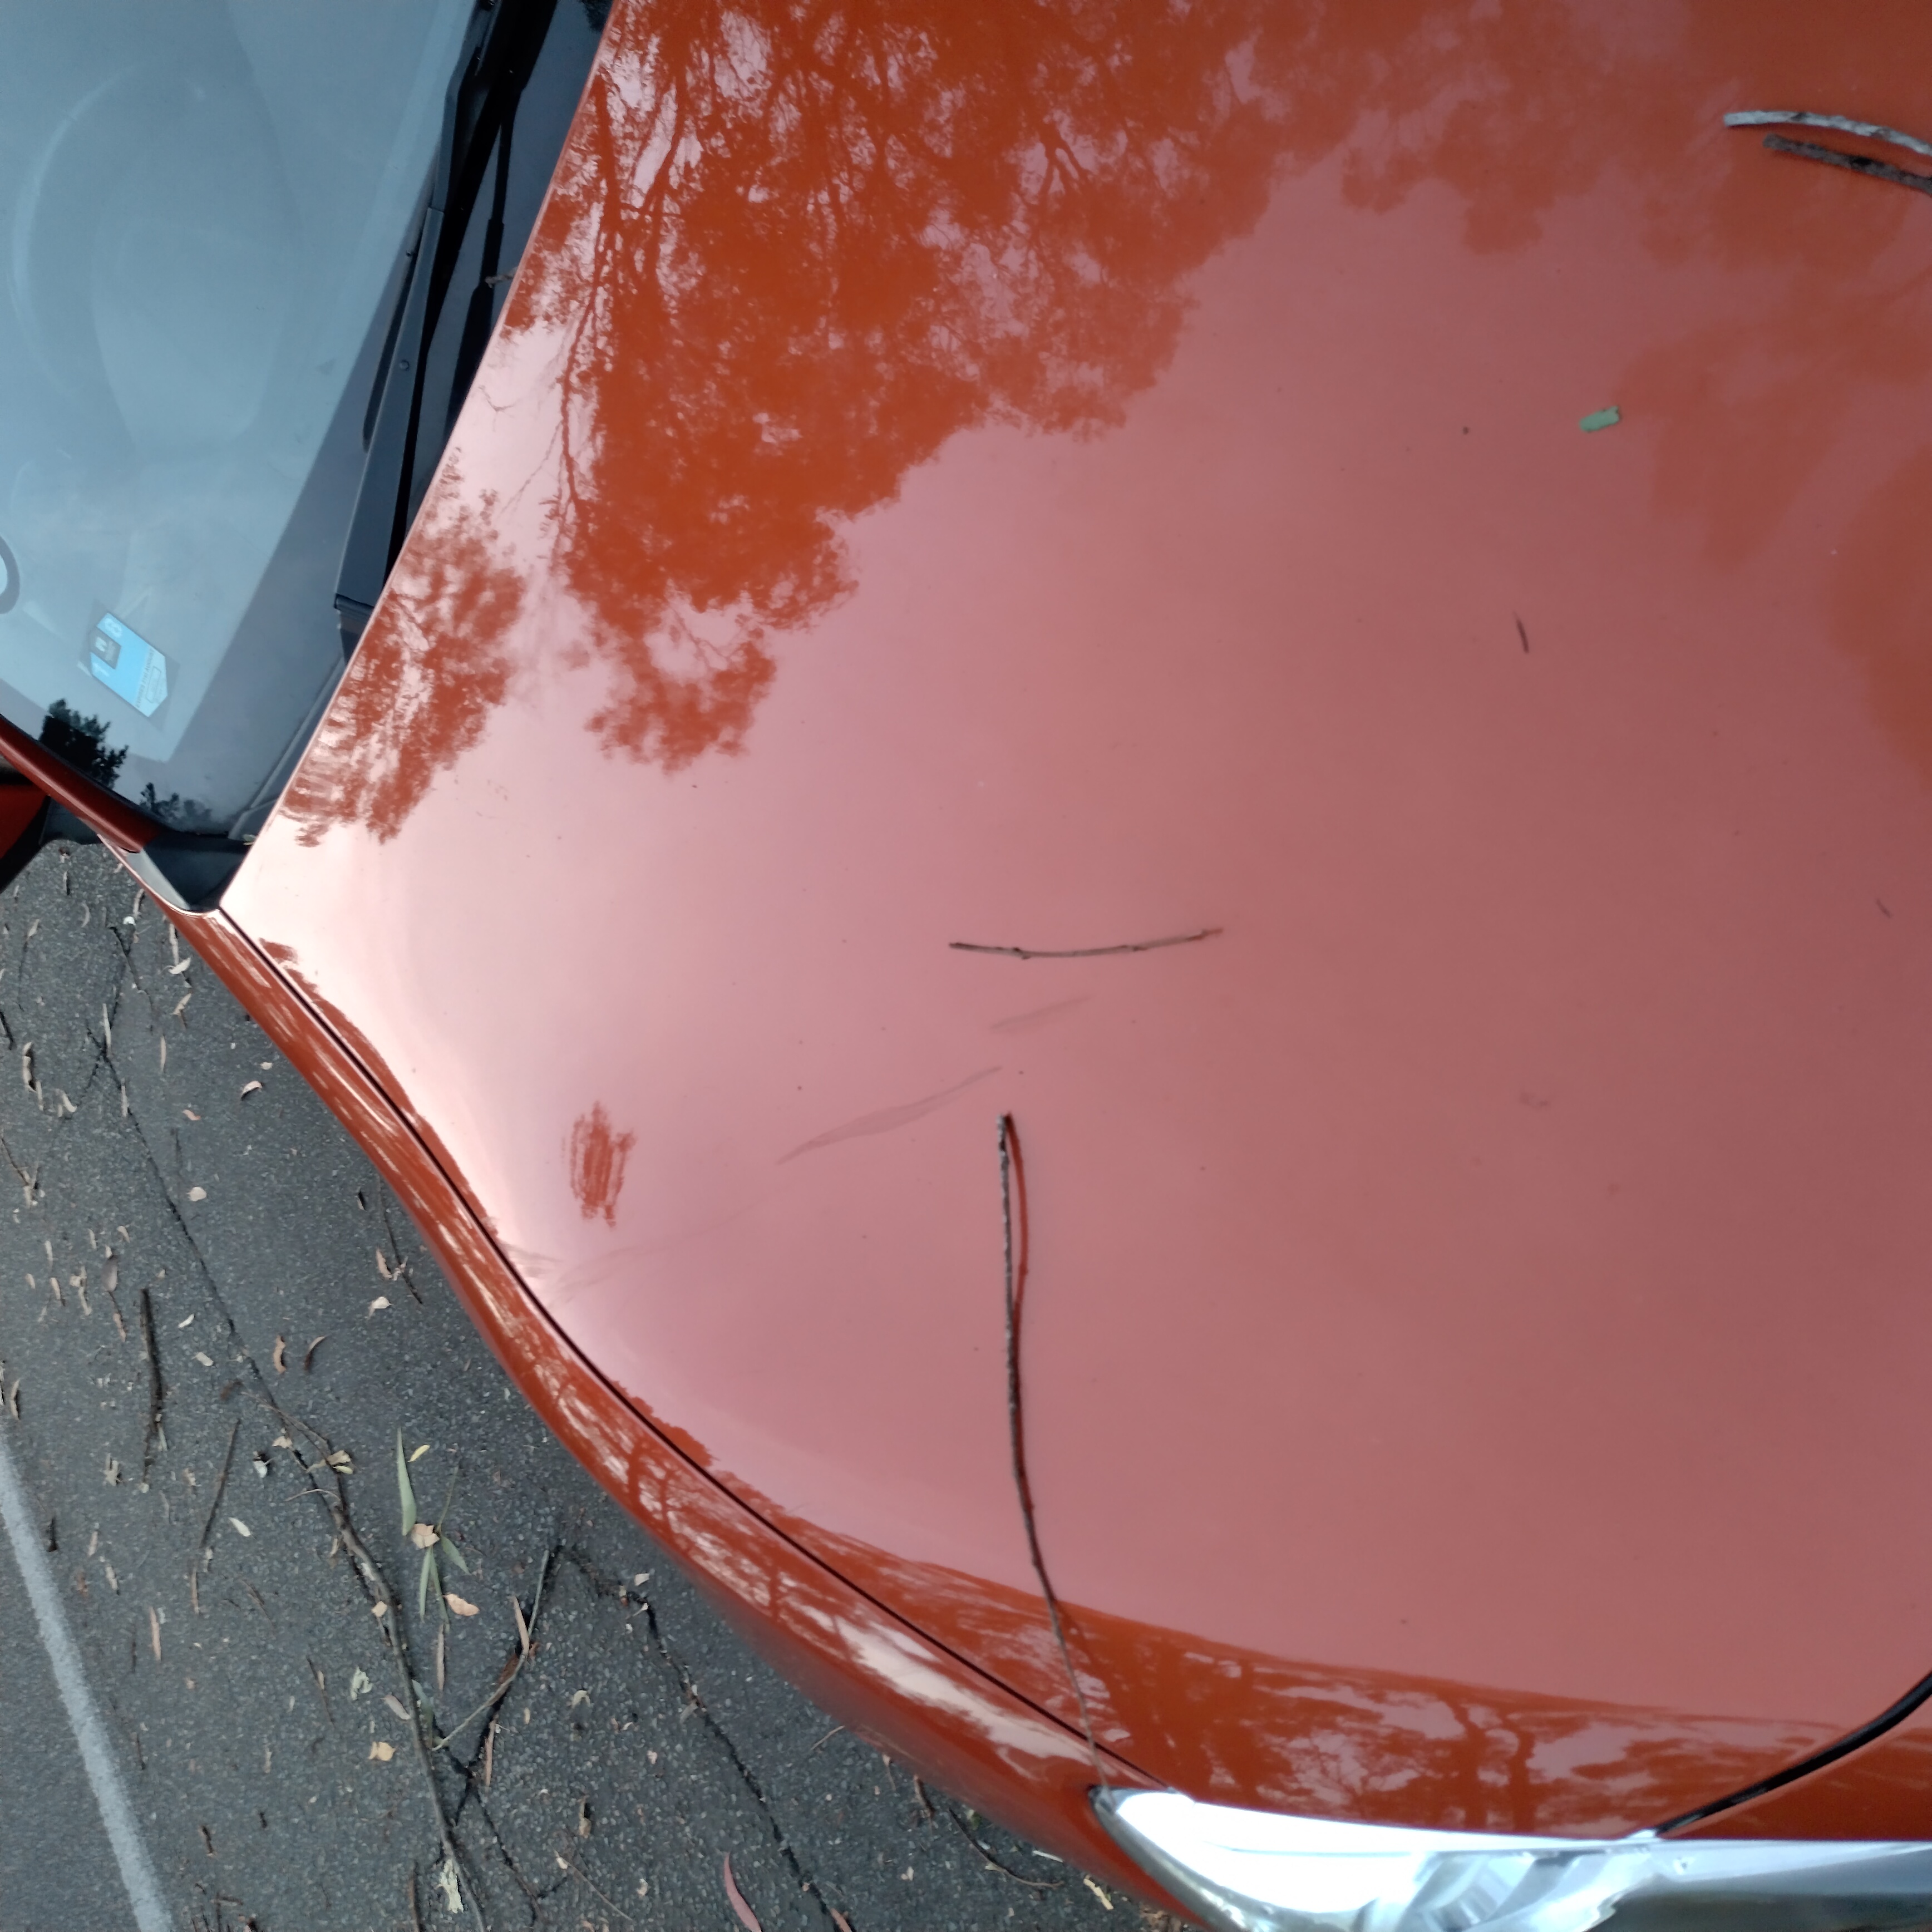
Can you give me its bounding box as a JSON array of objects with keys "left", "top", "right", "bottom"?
[{"left": 1095, "top": 1788, "right": 1932, "bottom": 1932}]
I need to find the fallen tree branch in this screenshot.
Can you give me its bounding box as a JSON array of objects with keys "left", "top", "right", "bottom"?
[{"left": 296, "top": 1451, "right": 486, "bottom": 1932}]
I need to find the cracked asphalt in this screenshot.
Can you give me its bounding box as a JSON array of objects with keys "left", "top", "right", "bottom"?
[{"left": 0, "top": 842, "right": 1170, "bottom": 1932}]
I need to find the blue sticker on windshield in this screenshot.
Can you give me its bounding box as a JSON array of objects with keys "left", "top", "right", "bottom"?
[{"left": 88, "top": 613, "right": 168, "bottom": 717}]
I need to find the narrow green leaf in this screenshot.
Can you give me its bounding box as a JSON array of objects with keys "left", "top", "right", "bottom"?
[
  {"left": 418, "top": 1547, "right": 435, "bottom": 1618},
  {"left": 397, "top": 1429, "right": 416, "bottom": 1536},
  {"left": 442, "top": 1539, "right": 470, "bottom": 1574}
]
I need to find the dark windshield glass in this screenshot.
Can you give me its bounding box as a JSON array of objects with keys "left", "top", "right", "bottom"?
[{"left": 0, "top": 0, "right": 595, "bottom": 836}]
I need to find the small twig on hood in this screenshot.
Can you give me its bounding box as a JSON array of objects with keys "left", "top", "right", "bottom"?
[
  {"left": 1000, "top": 1113, "right": 1105, "bottom": 1785},
  {"left": 951, "top": 926, "right": 1219, "bottom": 962},
  {"left": 1724, "top": 108, "right": 1932, "bottom": 161}
]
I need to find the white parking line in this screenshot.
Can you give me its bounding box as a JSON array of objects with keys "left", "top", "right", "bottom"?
[{"left": 0, "top": 1424, "right": 169, "bottom": 1932}]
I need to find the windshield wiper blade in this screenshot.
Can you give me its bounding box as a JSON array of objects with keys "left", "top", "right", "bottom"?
[{"left": 334, "top": 0, "right": 558, "bottom": 647}]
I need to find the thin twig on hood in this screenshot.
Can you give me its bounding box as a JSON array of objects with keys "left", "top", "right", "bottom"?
[{"left": 1000, "top": 1112, "right": 1105, "bottom": 1785}]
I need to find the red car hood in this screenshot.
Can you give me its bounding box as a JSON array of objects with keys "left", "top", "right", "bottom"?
[{"left": 228, "top": 0, "right": 1932, "bottom": 1835}]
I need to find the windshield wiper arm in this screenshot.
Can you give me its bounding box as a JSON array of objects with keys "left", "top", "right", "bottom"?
[{"left": 334, "top": 0, "right": 558, "bottom": 647}]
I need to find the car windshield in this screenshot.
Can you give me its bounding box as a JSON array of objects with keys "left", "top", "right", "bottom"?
[{"left": 0, "top": 1, "right": 476, "bottom": 831}]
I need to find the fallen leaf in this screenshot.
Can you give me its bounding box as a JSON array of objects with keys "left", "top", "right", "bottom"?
[
  {"left": 445, "top": 1593, "right": 479, "bottom": 1618},
  {"left": 409, "top": 1442, "right": 431, "bottom": 1463},
  {"left": 239, "top": 1081, "right": 262, "bottom": 1098},
  {"left": 722, "top": 1854, "right": 765, "bottom": 1932},
  {"left": 181, "top": 1109, "right": 199, "bottom": 1121},
  {"left": 395, "top": 1430, "right": 417, "bottom": 1534},
  {"left": 372, "top": 1601, "right": 388, "bottom": 1618},
  {"left": 374, "top": 1249, "right": 393, "bottom": 1280},
  {"left": 383, "top": 1693, "right": 411, "bottom": 1723},
  {"left": 569, "top": 1688, "right": 590, "bottom": 1708},
  {"left": 368, "top": 1740, "right": 395, "bottom": 1762},
  {"left": 228, "top": 1517, "right": 251, "bottom": 1538},
  {"left": 303, "top": 1335, "right": 326, "bottom": 1372},
  {"left": 149, "top": 1608, "right": 161, "bottom": 1659},
  {"left": 324, "top": 1450, "right": 353, "bottom": 1474},
  {"left": 1083, "top": 1877, "right": 1113, "bottom": 1910},
  {"left": 177, "top": 1315, "right": 194, "bottom": 1329},
  {"left": 251, "top": 1455, "right": 268, "bottom": 1479},
  {"left": 368, "top": 1295, "right": 390, "bottom": 1314},
  {"left": 272, "top": 1433, "right": 292, "bottom": 1450},
  {"left": 167, "top": 958, "right": 191, "bottom": 977},
  {"left": 434, "top": 1862, "right": 461, "bottom": 1915},
  {"left": 194, "top": 1352, "right": 214, "bottom": 1367},
  {"left": 409, "top": 1522, "right": 438, "bottom": 1549},
  {"left": 512, "top": 1595, "right": 530, "bottom": 1657},
  {"left": 186, "top": 1186, "right": 205, "bottom": 1202},
  {"left": 272, "top": 1336, "right": 287, "bottom": 1374},
  {"left": 348, "top": 1668, "right": 372, "bottom": 1699}
]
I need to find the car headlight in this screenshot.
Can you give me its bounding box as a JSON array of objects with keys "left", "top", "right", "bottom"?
[{"left": 1095, "top": 1788, "right": 1932, "bottom": 1932}]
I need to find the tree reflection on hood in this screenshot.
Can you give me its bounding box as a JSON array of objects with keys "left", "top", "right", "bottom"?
[
  {"left": 288, "top": 0, "right": 1294, "bottom": 835},
  {"left": 288, "top": 0, "right": 1932, "bottom": 841}
]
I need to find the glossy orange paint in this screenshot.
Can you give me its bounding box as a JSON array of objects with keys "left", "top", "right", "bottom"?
[
  {"left": 169, "top": 901, "right": 1171, "bottom": 1901},
  {"left": 204, "top": 0, "right": 1932, "bottom": 1845},
  {"left": 1677, "top": 1700, "right": 1932, "bottom": 1841}
]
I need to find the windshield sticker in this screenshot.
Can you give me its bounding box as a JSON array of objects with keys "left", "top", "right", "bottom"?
[{"left": 88, "top": 613, "right": 168, "bottom": 717}]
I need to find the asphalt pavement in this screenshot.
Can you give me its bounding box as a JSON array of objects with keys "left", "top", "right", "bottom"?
[{"left": 0, "top": 841, "right": 1166, "bottom": 1932}]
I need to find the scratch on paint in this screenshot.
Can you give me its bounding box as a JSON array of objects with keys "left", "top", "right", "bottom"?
[{"left": 778, "top": 1067, "right": 1000, "bottom": 1164}]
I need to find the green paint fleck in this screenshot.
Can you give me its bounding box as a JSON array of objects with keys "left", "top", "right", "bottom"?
[{"left": 1579, "top": 405, "right": 1621, "bottom": 433}]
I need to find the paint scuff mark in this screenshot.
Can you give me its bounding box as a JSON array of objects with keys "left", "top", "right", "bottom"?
[{"left": 779, "top": 1067, "right": 999, "bottom": 1164}]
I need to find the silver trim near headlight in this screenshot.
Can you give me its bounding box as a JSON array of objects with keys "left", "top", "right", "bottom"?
[{"left": 1094, "top": 1787, "right": 1932, "bottom": 1932}]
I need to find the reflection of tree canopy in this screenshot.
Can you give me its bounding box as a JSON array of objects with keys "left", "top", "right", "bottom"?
[
  {"left": 287, "top": 0, "right": 1932, "bottom": 841},
  {"left": 515, "top": 0, "right": 1288, "bottom": 767},
  {"left": 286, "top": 492, "right": 521, "bottom": 842}
]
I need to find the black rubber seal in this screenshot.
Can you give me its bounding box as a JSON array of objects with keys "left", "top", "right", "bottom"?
[{"left": 1655, "top": 1663, "right": 1932, "bottom": 1835}]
